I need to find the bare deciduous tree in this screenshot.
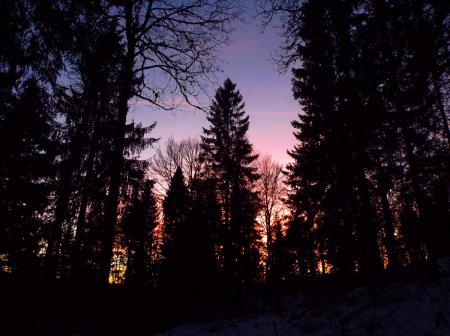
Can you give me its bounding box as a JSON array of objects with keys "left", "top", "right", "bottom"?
[
  {"left": 150, "top": 137, "right": 202, "bottom": 195},
  {"left": 100, "top": 0, "right": 241, "bottom": 283},
  {"left": 255, "top": 154, "right": 287, "bottom": 276}
]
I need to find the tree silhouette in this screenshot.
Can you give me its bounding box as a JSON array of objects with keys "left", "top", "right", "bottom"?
[
  {"left": 0, "top": 0, "right": 70, "bottom": 276},
  {"left": 43, "top": 13, "right": 125, "bottom": 279},
  {"left": 98, "top": 0, "right": 240, "bottom": 284},
  {"left": 122, "top": 179, "right": 158, "bottom": 287},
  {"left": 255, "top": 155, "right": 286, "bottom": 281},
  {"left": 150, "top": 137, "right": 202, "bottom": 195},
  {"left": 261, "top": 0, "right": 449, "bottom": 280},
  {"left": 201, "top": 78, "right": 260, "bottom": 300},
  {"left": 160, "top": 167, "right": 191, "bottom": 288},
  {"left": 0, "top": 79, "right": 57, "bottom": 275}
]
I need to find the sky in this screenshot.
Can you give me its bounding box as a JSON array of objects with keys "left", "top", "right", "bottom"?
[{"left": 128, "top": 7, "right": 300, "bottom": 166}]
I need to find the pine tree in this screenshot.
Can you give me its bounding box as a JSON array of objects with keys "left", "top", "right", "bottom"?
[
  {"left": 201, "top": 78, "right": 260, "bottom": 295},
  {"left": 0, "top": 0, "right": 69, "bottom": 276},
  {"left": 188, "top": 177, "right": 221, "bottom": 292},
  {"left": 285, "top": 0, "right": 360, "bottom": 278},
  {"left": 98, "top": 0, "right": 239, "bottom": 284},
  {"left": 122, "top": 179, "right": 158, "bottom": 287},
  {"left": 263, "top": 0, "right": 449, "bottom": 281},
  {"left": 370, "top": 0, "right": 450, "bottom": 269},
  {"left": 160, "top": 167, "right": 191, "bottom": 288},
  {"left": 44, "top": 15, "right": 124, "bottom": 279},
  {"left": 0, "top": 79, "right": 57, "bottom": 275}
]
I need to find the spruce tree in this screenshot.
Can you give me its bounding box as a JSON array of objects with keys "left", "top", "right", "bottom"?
[
  {"left": 161, "top": 167, "right": 191, "bottom": 288},
  {"left": 201, "top": 78, "right": 260, "bottom": 294},
  {"left": 188, "top": 177, "right": 221, "bottom": 292},
  {"left": 122, "top": 179, "right": 158, "bottom": 287},
  {"left": 0, "top": 0, "right": 68, "bottom": 276},
  {"left": 45, "top": 16, "right": 124, "bottom": 279},
  {"left": 262, "top": 0, "right": 449, "bottom": 280},
  {"left": 0, "top": 79, "right": 57, "bottom": 275},
  {"left": 98, "top": 0, "right": 239, "bottom": 284}
]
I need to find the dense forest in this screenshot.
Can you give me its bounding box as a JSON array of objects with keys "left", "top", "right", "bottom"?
[{"left": 0, "top": 0, "right": 449, "bottom": 334}]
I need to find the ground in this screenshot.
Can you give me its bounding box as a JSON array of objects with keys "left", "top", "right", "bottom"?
[{"left": 158, "top": 276, "right": 450, "bottom": 336}]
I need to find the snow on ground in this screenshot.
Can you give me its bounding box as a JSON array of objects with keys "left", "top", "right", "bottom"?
[{"left": 158, "top": 277, "right": 450, "bottom": 336}]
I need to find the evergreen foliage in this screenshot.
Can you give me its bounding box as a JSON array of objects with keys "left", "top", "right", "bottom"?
[
  {"left": 201, "top": 78, "right": 261, "bottom": 296},
  {"left": 0, "top": 1, "right": 449, "bottom": 333},
  {"left": 273, "top": 0, "right": 450, "bottom": 280}
]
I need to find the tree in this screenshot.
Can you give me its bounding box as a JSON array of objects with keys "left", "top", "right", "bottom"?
[
  {"left": 160, "top": 167, "right": 191, "bottom": 288},
  {"left": 44, "top": 11, "right": 125, "bottom": 279},
  {"left": 0, "top": 0, "right": 70, "bottom": 275},
  {"left": 188, "top": 177, "right": 221, "bottom": 291},
  {"left": 284, "top": 0, "right": 364, "bottom": 278},
  {"left": 260, "top": 0, "right": 450, "bottom": 281},
  {"left": 0, "top": 79, "right": 57, "bottom": 275},
  {"left": 150, "top": 137, "right": 202, "bottom": 195},
  {"left": 99, "top": 0, "right": 240, "bottom": 284},
  {"left": 122, "top": 179, "right": 158, "bottom": 287},
  {"left": 201, "top": 78, "right": 260, "bottom": 296},
  {"left": 255, "top": 155, "right": 286, "bottom": 281}
]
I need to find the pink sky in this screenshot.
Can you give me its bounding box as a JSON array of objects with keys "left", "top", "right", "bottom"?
[{"left": 129, "top": 10, "right": 300, "bottom": 166}]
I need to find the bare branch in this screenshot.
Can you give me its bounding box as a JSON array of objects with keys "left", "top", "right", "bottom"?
[{"left": 111, "top": 0, "right": 241, "bottom": 111}]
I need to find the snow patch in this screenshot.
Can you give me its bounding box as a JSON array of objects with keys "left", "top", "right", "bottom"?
[{"left": 159, "top": 277, "right": 450, "bottom": 336}]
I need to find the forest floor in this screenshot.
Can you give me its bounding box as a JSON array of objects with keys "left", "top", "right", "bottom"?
[
  {"left": 2, "top": 273, "right": 450, "bottom": 335},
  {"left": 158, "top": 275, "right": 450, "bottom": 336}
]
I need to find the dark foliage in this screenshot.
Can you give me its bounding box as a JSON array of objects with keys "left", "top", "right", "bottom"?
[
  {"left": 201, "top": 78, "right": 261, "bottom": 302},
  {"left": 271, "top": 0, "right": 450, "bottom": 280},
  {"left": 0, "top": 0, "right": 449, "bottom": 334}
]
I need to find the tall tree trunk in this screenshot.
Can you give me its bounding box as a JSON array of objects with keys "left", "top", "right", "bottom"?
[
  {"left": 380, "top": 192, "right": 397, "bottom": 269},
  {"left": 265, "top": 208, "right": 272, "bottom": 281},
  {"left": 70, "top": 115, "right": 100, "bottom": 279},
  {"left": 432, "top": 71, "right": 450, "bottom": 148},
  {"left": 332, "top": 135, "right": 356, "bottom": 278},
  {"left": 355, "top": 163, "right": 383, "bottom": 277},
  {"left": 375, "top": 164, "right": 398, "bottom": 272},
  {"left": 42, "top": 164, "right": 72, "bottom": 278},
  {"left": 147, "top": 234, "right": 154, "bottom": 286},
  {"left": 98, "top": 78, "right": 130, "bottom": 284},
  {"left": 400, "top": 120, "right": 428, "bottom": 270},
  {"left": 98, "top": 1, "right": 135, "bottom": 285},
  {"left": 334, "top": 180, "right": 356, "bottom": 278}
]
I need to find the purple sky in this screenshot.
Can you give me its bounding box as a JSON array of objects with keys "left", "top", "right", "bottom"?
[{"left": 129, "top": 10, "right": 300, "bottom": 166}]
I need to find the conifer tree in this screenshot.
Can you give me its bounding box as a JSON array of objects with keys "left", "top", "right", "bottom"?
[
  {"left": 160, "top": 167, "right": 191, "bottom": 287},
  {"left": 261, "top": 0, "right": 449, "bottom": 280},
  {"left": 0, "top": 79, "right": 57, "bottom": 275},
  {"left": 98, "top": 0, "right": 239, "bottom": 284},
  {"left": 188, "top": 177, "right": 221, "bottom": 291},
  {"left": 201, "top": 78, "right": 260, "bottom": 293},
  {"left": 0, "top": 0, "right": 68, "bottom": 275},
  {"left": 44, "top": 15, "right": 124, "bottom": 279},
  {"left": 122, "top": 179, "right": 158, "bottom": 287}
]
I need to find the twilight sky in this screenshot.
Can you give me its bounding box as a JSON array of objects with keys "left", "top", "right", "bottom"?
[{"left": 129, "top": 8, "right": 300, "bottom": 166}]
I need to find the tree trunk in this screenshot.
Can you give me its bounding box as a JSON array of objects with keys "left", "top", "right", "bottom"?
[
  {"left": 400, "top": 121, "right": 428, "bottom": 271},
  {"left": 265, "top": 208, "right": 272, "bottom": 282},
  {"left": 98, "top": 0, "right": 135, "bottom": 285},
  {"left": 98, "top": 78, "right": 130, "bottom": 284},
  {"left": 432, "top": 71, "right": 450, "bottom": 148},
  {"left": 42, "top": 164, "right": 72, "bottom": 278},
  {"left": 355, "top": 163, "right": 383, "bottom": 277},
  {"left": 70, "top": 128, "right": 98, "bottom": 279},
  {"left": 375, "top": 165, "right": 398, "bottom": 272},
  {"left": 332, "top": 140, "right": 356, "bottom": 278}
]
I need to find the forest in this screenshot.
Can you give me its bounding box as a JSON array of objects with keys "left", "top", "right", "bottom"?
[{"left": 0, "top": 0, "right": 449, "bottom": 335}]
